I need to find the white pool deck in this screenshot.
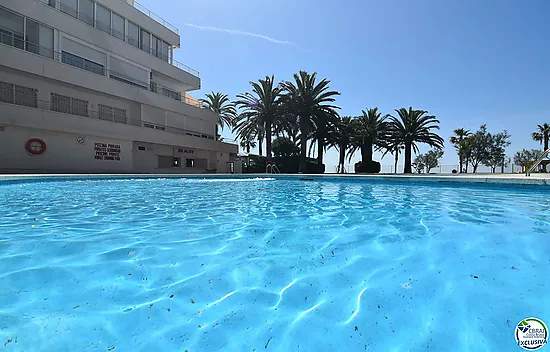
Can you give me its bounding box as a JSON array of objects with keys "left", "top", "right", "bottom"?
[{"left": 1, "top": 173, "right": 550, "bottom": 186}]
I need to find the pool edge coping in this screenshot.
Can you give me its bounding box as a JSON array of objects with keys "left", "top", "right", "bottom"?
[{"left": 0, "top": 173, "right": 548, "bottom": 187}]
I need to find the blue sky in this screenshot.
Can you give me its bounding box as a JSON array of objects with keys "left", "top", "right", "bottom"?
[{"left": 140, "top": 0, "right": 550, "bottom": 170}]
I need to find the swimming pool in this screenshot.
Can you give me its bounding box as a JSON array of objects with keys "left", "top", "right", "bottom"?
[{"left": 0, "top": 176, "right": 549, "bottom": 351}]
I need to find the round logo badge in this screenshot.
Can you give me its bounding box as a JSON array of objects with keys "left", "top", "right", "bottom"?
[{"left": 516, "top": 317, "right": 548, "bottom": 350}]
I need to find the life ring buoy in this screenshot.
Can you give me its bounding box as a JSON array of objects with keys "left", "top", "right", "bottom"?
[{"left": 26, "top": 138, "right": 47, "bottom": 155}]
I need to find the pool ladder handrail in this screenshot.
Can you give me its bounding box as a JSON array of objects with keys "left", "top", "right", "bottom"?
[
  {"left": 526, "top": 148, "right": 550, "bottom": 176},
  {"left": 266, "top": 164, "right": 280, "bottom": 174}
]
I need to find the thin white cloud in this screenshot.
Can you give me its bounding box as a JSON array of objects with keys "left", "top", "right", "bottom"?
[{"left": 183, "top": 23, "right": 296, "bottom": 46}]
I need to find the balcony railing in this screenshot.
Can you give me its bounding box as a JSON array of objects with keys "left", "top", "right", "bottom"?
[
  {"left": 122, "top": 0, "right": 179, "bottom": 34},
  {"left": 0, "top": 98, "right": 216, "bottom": 141},
  {"left": 0, "top": 32, "right": 204, "bottom": 109},
  {"left": 34, "top": 0, "right": 199, "bottom": 77}
]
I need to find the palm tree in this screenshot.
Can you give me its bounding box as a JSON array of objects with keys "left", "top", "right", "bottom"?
[
  {"left": 532, "top": 123, "right": 550, "bottom": 172},
  {"left": 234, "top": 76, "right": 281, "bottom": 163},
  {"left": 239, "top": 133, "right": 257, "bottom": 154},
  {"left": 328, "top": 116, "right": 356, "bottom": 173},
  {"left": 382, "top": 137, "right": 404, "bottom": 174},
  {"left": 389, "top": 107, "right": 444, "bottom": 174},
  {"left": 532, "top": 123, "right": 550, "bottom": 151},
  {"left": 350, "top": 107, "right": 391, "bottom": 164},
  {"left": 449, "top": 128, "right": 471, "bottom": 173},
  {"left": 281, "top": 71, "right": 340, "bottom": 173},
  {"left": 200, "top": 92, "right": 236, "bottom": 139}
]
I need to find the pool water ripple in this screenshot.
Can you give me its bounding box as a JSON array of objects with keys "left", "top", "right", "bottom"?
[{"left": 1, "top": 178, "right": 550, "bottom": 351}]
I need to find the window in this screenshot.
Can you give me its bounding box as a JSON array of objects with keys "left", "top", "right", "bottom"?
[
  {"left": 114, "top": 107, "right": 127, "bottom": 123},
  {"left": 62, "top": 51, "right": 105, "bottom": 75},
  {"left": 0, "top": 7, "right": 24, "bottom": 50},
  {"left": 98, "top": 104, "right": 127, "bottom": 123},
  {"left": 109, "top": 74, "right": 147, "bottom": 89},
  {"left": 25, "top": 19, "right": 54, "bottom": 59},
  {"left": 140, "top": 29, "right": 150, "bottom": 53},
  {"left": 127, "top": 22, "right": 139, "bottom": 48},
  {"left": 98, "top": 104, "right": 114, "bottom": 121},
  {"left": 96, "top": 4, "right": 111, "bottom": 34},
  {"left": 161, "top": 87, "right": 181, "bottom": 101},
  {"left": 51, "top": 93, "right": 88, "bottom": 117},
  {"left": 39, "top": 0, "right": 56, "bottom": 7},
  {"left": 50, "top": 93, "right": 71, "bottom": 114},
  {"left": 112, "top": 13, "right": 125, "bottom": 40},
  {"left": 172, "top": 157, "right": 181, "bottom": 167},
  {"left": 152, "top": 36, "right": 161, "bottom": 59},
  {"left": 138, "top": 146, "right": 146, "bottom": 151},
  {"left": 78, "top": 0, "right": 94, "bottom": 26},
  {"left": 0, "top": 82, "right": 14, "bottom": 104},
  {"left": 186, "top": 159, "right": 195, "bottom": 168},
  {"left": 71, "top": 97, "right": 88, "bottom": 117},
  {"left": 162, "top": 41, "right": 169, "bottom": 62},
  {"left": 60, "top": 0, "right": 78, "bottom": 18},
  {"left": 14, "top": 85, "right": 37, "bottom": 108}
]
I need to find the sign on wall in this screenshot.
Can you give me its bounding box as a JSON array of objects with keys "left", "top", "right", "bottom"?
[
  {"left": 94, "top": 142, "right": 121, "bottom": 161},
  {"left": 177, "top": 148, "right": 194, "bottom": 154}
]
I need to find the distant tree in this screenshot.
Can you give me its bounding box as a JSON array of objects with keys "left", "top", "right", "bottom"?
[
  {"left": 272, "top": 137, "right": 299, "bottom": 157},
  {"left": 514, "top": 149, "right": 544, "bottom": 171},
  {"left": 350, "top": 108, "right": 391, "bottom": 164},
  {"left": 532, "top": 123, "right": 550, "bottom": 151},
  {"left": 200, "top": 92, "right": 237, "bottom": 139},
  {"left": 449, "top": 128, "right": 471, "bottom": 173},
  {"left": 281, "top": 71, "right": 340, "bottom": 172},
  {"left": 412, "top": 157, "right": 425, "bottom": 174},
  {"left": 413, "top": 149, "right": 444, "bottom": 174},
  {"left": 532, "top": 123, "right": 550, "bottom": 172},
  {"left": 468, "top": 125, "right": 511, "bottom": 173},
  {"left": 467, "top": 125, "right": 493, "bottom": 173},
  {"left": 482, "top": 131, "right": 511, "bottom": 173},
  {"left": 234, "top": 76, "right": 282, "bottom": 162},
  {"left": 239, "top": 133, "right": 257, "bottom": 154},
  {"left": 388, "top": 107, "right": 444, "bottom": 173},
  {"left": 327, "top": 116, "right": 356, "bottom": 173}
]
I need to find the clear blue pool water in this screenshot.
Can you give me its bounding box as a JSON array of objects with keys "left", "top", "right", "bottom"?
[{"left": 0, "top": 177, "right": 549, "bottom": 351}]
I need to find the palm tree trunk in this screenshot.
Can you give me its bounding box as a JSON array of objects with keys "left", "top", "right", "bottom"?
[
  {"left": 246, "top": 144, "right": 250, "bottom": 154},
  {"left": 317, "top": 139, "right": 324, "bottom": 165},
  {"left": 299, "top": 123, "right": 308, "bottom": 173},
  {"left": 394, "top": 150, "right": 399, "bottom": 174},
  {"left": 265, "top": 123, "right": 272, "bottom": 162},
  {"left": 258, "top": 138, "right": 263, "bottom": 157},
  {"left": 404, "top": 142, "right": 412, "bottom": 173},
  {"left": 365, "top": 142, "right": 373, "bottom": 163},
  {"left": 339, "top": 142, "right": 346, "bottom": 174},
  {"left": 544, "top": 136, "right": 549, "bottom": 172}
]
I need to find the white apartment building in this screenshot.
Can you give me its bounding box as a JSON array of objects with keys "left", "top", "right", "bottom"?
[{"left": 0, "top": 0, "right": 240, "bottom": 174}]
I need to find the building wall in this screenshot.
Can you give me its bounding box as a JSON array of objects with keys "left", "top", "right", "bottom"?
[
  {"left": 131, "top": 141, "right": 214, "bottom": 174},
  {"left": 0, "top": 124, "right": 133, "bottom": 173},
  {"left": 2, "top": 0, "right": 198, "bottom": 88},
  {"left": 0, "top": 62, "right": 217, "bottom": 136}
]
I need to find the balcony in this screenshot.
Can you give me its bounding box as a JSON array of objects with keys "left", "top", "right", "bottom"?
[
  {"left": 0, "top": 32, "right": 203, "bottom": 110},
  {"left": 122, "top": 0, "right": 178, "bottom": 34},
  {"left": 34, "top": 0, "right": 199, "bottom": 77},
  {"left": 0, "top": 96, "right": 216, "bottom": 141}
]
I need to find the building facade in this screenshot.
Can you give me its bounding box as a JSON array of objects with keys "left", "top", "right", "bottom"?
[{"left": 0, "top": 0, "right": 239, "bottom": 174}]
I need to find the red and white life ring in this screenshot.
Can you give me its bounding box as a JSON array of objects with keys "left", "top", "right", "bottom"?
[{"left": 26, "top": 138, "right": 47, "bottom": 155}]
